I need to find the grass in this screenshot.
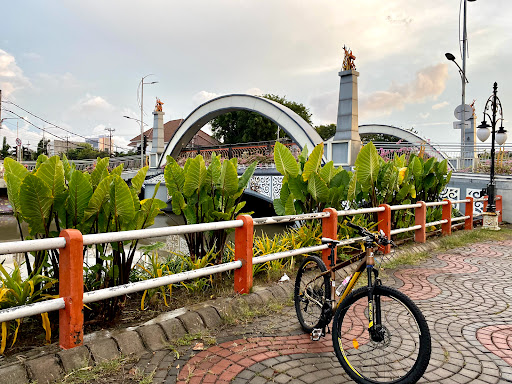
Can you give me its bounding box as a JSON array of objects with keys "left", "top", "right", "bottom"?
[
  {"left": 221, "top": 298, "right": 286, "bottom": 326},
  {"left": 57, "top": 356, "right": 154, "bottom": 384}
]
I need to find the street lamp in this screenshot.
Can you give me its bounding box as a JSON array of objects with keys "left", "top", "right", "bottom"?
[
  {"left": 123, "top": 116, "right": 149, "bottom": 155},
  {"left": 445, "top": 0, "right": 477, "bottom": 169},
  {"left": 138, "top": 75, "right": 158, "bottom": 167},
  {"left": 476, "top": 82, "right": 507, "bottom": 227}
]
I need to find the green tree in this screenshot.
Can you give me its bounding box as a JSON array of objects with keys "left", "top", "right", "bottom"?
[
  {"left": 66, "top": 143, "right": 109, "bottom": 160},
  {"left": 0, "top": 137, "right": 11, "bottom": 159},
  {"left": 315, "top": 124, "right": 336, "bottom": 140},
  {"left": 210, "top": 94, "right": 313, "bottom": 144}
]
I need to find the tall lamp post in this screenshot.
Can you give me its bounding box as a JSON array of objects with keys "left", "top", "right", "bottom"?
[
  {"left": 476, "top": 82, "right": 507, "bottom": 228},
  {"left": 139, "top": 75, "right": 158, "bottom": 167}
]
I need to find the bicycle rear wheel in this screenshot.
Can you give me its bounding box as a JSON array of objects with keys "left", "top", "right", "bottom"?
[
  {"left": 332, "top": 285, "right": 431, "bottom": 384},
  {"left": 294, "top": 255, "right": 330, "bottom": 333}
]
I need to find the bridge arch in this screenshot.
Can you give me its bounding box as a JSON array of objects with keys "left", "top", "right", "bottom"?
[
  {"left": 158, "top": 94, "right": 323, "bottom": 167},
  {"left": 358, "top": 124, "right": 448, "bottom": 162}
]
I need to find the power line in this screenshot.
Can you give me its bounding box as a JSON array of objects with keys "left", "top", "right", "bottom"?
[{"left": 1, "top": 100, "right": 132, "bottom": 151}]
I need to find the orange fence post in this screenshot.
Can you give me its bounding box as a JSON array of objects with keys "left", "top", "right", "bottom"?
[
  {"left": 465, "top": 197, "right": 474, "bottom": 230},
  {"left": 378, "top": 204, "right": 391, "bottom": 254},
  {"left": 59, "top": 229, "right": 84, "bottom": 350},
  {"left": 483, "top": 195, "right": 488, "bottom": 213},
  {"left": 234, "top": 215, "right": 254, "bottom": 294},
  {"left": 322, "top": 208, "right": 338, "bottom": 267},
  {"left": 441, "top": 199, "right": 452, "bottom": 236},
  {"left": 414, "top": 201, "right": 426, "bottom": 243},
  {"left": 496, "top": 195, "right": 503, "bottom": 223}
]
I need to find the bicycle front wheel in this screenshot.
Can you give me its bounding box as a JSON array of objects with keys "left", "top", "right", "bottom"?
[
  {"left": 332, "top": 285, "right": 431, "bottom": 384},
  {"left": 294, "top": 255, "right": 330, "bottom": 333}
]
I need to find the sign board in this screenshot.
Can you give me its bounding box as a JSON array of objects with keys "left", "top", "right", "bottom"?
[
  {"left": 15, "top": 138, "right": 21, "bottom": 146},
  {"left": 454, "top": 104, "right": 473, "bottom": 121},
  {"left": 453, "top": 121, "right": 470, "bottom": 130}
]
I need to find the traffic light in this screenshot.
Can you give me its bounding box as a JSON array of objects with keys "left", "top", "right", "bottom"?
[
  {"left": 22, "top": 147, "right": 28, "bottom": 160},
  {"left": 142, "top": 135, "right": 148, "bottom": 154}
]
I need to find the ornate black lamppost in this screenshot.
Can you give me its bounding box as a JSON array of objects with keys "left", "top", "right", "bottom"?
[{"left": 476, "top": 82, "right": 507, "bottom": 222}]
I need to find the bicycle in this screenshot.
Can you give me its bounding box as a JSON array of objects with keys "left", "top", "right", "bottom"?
[{"left": 294, "top": 221, "right": 431, "bottom": 384}]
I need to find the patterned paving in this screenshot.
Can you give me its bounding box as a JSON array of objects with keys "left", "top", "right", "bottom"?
[{"left": 133, "top": 239, "right": 512, "bottom": 383}]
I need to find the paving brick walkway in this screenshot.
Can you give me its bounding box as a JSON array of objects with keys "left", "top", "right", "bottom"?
[{"left": 134, "top": 240, "right": 512, "bottom": 383}]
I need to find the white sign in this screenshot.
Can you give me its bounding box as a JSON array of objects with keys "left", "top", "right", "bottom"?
[
  {"left": 454, "top": 104, "right": 473, "bottom": 121},
  {"left": 453, "top": 121, "right": 470, "bottom": 130},
  {"left": 15, "top": 138, "right": 21, "bottom": 146}
]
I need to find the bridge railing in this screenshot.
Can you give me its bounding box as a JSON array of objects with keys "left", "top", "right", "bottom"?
[
  {"left": 20, "top": 155, "right": 143, "bottom": 171},
  {"left": 0, "top": 195, "right": 502, "bottom": 350}
]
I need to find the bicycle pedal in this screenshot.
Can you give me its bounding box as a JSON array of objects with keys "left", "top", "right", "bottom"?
[{"left": 311, "top": 328, "right": 323, "bottom": 341}]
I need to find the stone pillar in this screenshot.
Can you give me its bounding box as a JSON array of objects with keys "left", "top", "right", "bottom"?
[
  {"left": 333, "top": 69, "right": 361, "bottom": 166},
  {"left": 152, "top": 110, "right": 165, "bottom": 155},
  {"left": 463, "top": 116, "right": 476, "bottom": 168}
]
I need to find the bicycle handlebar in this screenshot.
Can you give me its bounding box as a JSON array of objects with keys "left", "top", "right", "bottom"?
[{"left": 345, "top": 220, "right": 395, "bottom": 247}]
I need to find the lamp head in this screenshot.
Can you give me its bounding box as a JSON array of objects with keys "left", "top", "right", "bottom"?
[
  {"left": 496, "top": 125, "right": 508, "bottom": 146},
  {"left": 477, "top": 120, "right": 491, "bottom": 142},
  {"left": 445, "top": 52, "right": 456, "bottom": 61},
  {"left": 477, "top": 120, "right": 491, "bottom": 130}
]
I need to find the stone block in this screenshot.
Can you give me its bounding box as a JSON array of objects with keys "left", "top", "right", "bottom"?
[
  {"left": 195, "top": 306, "right": 222, "bottom": 329},
  {"left": 87, "top": 337, "right": 120, "bottom": 363},
  {"left": 253, "top": 289, "right": 273, "bottom": 304},
  {"left": 159, "top": 317, "right": 187, "bottom": 342},
  {"left": 208, "top": 298, "right": 233, "bottom": 318},
  {"left": 26, "top": 355, "right": 64, "bottom": 384},
  {"left": 58, "top": 345, "right": 92, "bottom": 373},
  {"left": 0, "top": 363, "right": 28, "bottom": 384},
  {"left": 112, "top": 329, "right": 147, "bottom": 357},
  {"left": 177, "top": 311, "right": 206, "bottom": 334},
  {"left": 137, "top": 323, "right": 168, "bottom": 351},
  {"left": 268, "top": 285, "right": 290, "bottom": 300}
]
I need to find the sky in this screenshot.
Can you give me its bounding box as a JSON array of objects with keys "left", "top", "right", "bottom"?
[{"left": 1, "top": 0, "right": 511, "bottom": 152}]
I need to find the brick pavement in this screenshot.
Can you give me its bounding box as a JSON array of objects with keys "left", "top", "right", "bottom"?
[{"left": 127, "top": 239, "right": 512, "bottom": 384}]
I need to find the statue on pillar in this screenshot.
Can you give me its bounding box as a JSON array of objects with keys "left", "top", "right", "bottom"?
[
  {"left": 342, "top": 45, "right": 356, "bottom": 71},
  {"left": 155, "top": 98, "right": 164, "bottom": 112}
]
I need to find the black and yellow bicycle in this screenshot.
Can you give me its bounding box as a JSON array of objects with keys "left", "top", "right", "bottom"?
[{"left": 294, "top": 221, "right": 431, "bottom": 384}]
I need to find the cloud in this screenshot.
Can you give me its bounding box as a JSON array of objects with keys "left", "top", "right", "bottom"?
[
  {"left": 360, "top": 63, "right": 448, "bottom": 119},
  {"left": 36, "top": 72, "right": 81, "bottom": 88},
  {"left": 192, "top": 91, "right": 220, "bottom": 105},
  {"left": 72, "top": 94, "right": 114, "bottom": 114},
  {"left": 432, "top": 101, "right": 449, "bottom": 110},
  {"left": 0, "top": 49, "right": 31, "bottom": 97},
  {"left": 419, "top": 112, "right": 430, "bottom": 119},
  {"left": 309, "top": 91, "right": 338, "bottom": 125},
  {"left": 245, "top": 87, "right": 264, "bottom": 96},
  {"left": 23, "top": 52, "right": 42, "bottom": 60}
]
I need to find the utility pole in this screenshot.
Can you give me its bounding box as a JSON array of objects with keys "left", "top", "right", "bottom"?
[{"left": 105, "top": 127, "right": 115, "bottom": 156}]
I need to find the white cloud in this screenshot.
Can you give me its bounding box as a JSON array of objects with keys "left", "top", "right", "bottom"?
[
  {"left": 432, "top": 101, "right": 449, "bottom": 110},
  {"left": 72, "top": 94, "right": 114, "bottom": 114},
  {"left": 245, "top": 87, "right": 264, "bottom": 96},
  {"left": 360, "top": 63, "right": 448, "bottom": 119},
  {"left": 192, "top": 91, "right": 220, "bottom": 105},
  {"left": 23, "top": 52, "right": 42, "bottom": 60},
  {"left": 309, "top": 91, "right": 338, "bottom": 125},
  {"left": 0, "top": 49, "right": 31, "bottom": 98},
  {"left": 419, "top": 112, "right": 430, "bottom": 119}
]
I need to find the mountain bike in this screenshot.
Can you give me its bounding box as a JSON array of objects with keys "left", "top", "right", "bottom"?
[{"left": 294, "top": 221, "right": 431, "bottom": 384}]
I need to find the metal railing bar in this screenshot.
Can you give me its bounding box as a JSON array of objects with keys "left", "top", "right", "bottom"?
[
  {"left": 451, "top": 216, "right": 470, "bottom": 222},
  {"left": 451, "top": 199, "right": 470, "bottom": 204},
  {"left": 253, "top": 212, "right": 329, "bottom": 226},
  {"left": 474, "top": 197, "right": 488, "bottom": 202},
  {"left": 83, "top": 261, "right": 242, "bottom": 304},
  {"left": 0, "top": 298, "right": 65, "bottom": 323},
  {"left": 0, "top": 237, "right": 67, "bottom": 256},
  {"left": 390, "top": 204, "right": 422, "bottom": 211},
  {"left": 390, "top": 225, "right": 422, "bottom": 235},
  {"left": 337, "top": 207, "right": 385, "bottom": 216},
  {"left": 425, "top": 201, "right": 449, "bottom": 207},
  {"left": 82, "top": 220, "right": 243, "bottom": 246},
  {"left": 253, "top": 244, "right": 329, "bottom": 265},
  {"left": 426, "top": 219, "right": 448, "bottom": 226}
]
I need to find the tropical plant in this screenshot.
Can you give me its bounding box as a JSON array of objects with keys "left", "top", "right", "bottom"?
[
  {"left": 164, "top": 153, "right": 257, "bottom": 264},
  {"left": 0, "top": 263, "right": 57, "bottom": 353},
  {"left": 272, "top": 142, "right": 352, "bottom": 215}
]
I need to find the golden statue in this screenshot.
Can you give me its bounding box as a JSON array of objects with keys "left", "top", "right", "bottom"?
[
  {"left": 342, "top": 45, "right": 356, "bottom": 71},
  {"left": 155, "top": 98, "right": 164, "bottom": 112}
]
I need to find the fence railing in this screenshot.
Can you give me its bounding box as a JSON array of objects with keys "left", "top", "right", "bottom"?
[{"left": 0, "top": 195, "right": 502, "bottom": 350}]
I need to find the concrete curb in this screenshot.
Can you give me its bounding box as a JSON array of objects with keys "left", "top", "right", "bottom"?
[{"left": 0, "top": 239, "right": 443, "bottom": 384}]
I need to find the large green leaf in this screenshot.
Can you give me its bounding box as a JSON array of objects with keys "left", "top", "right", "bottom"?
[
  {"left": 3, "top": 158, "right": 29, "bottom": 216},
  {"left": 130, "top": 166, "right": 148, "bottom": 194},
  {"left": 409, "top": 156, "right": 423, "bottom": 179},
  {"left": 238, "top": 161, "right": 257, "bottom": 191},
  {"left": 183, "top": 156, "right": 206, "bottom": 197},
  {"left": 84, "top": 175, "right": 113, "bottom": 224},
  {"left": 218, "top": 160, "right": 238, "bottom": 196},
  {"left": 273, "top": 198, "right": 285, "bottom": 216},
  {"left": 164, "top": 157, "right": 185, "bottom": 196},
  {"left": 319, "top": 161, "right": 338, "bottom": 185},
  {"left": 137, "top": 183, "right": 166, "bottom": 229},
  {"left": 284, "top": 194, "right": 296, "bottom": 215},
  {"left": 110, "top": 164, "right": 124, "bottom": 177},
  {"left": 36, "top": 156, "right": 66, "bottom": 201},
  {"left": 355, "top": 142, "right": 380, "bottom": 189},
  {"left": 287, "top": 175, "right": 306, "bottom": 202},
  {"left": 307, "top": 173, "right": 328, "bottom": 202},
  {"left": 67, "top": 171, "right": 93, "bottom": 228},
  {"left": 347, "top": 172, "right": 358, "bottom": 201},
  {"left": 91, "top": 157, "right": 110, "bottom": 188},
  {"left": 274, "top": 141, "right": 299, "bottom": 177},
  {"left": 302, "top": 143, "right": 323, "bottom": 181},
  {"left": 171, "top": 190, "right": 186, "bottom": 215},
  {"left": 110, "top": 176, "right": 135, "bottom": 230},
  {"left": 61, "top": 154, "right": 73, "bottom": 182},
  {"left": 19, "top": 174, "right": 54, "bottom": 235}
]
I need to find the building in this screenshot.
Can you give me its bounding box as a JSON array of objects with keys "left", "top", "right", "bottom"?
[
  {"left": 48, "top": 139, "right": 83, "bottom": 156},
  {"left": 86, "top": 135, "right": 114, "bottom": 153}
]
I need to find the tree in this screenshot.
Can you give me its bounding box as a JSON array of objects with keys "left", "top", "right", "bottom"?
[
  {"left": 315, "top": 124, "right": 336, "bottom": 140},
  {"left": 210, "top": 94, "right": 313, "bottom": 144},
  {"left": 0, "top": 137, "right": 11, "bottom": 159},
  {"left": 66, "top": 143, "right": 109, "bottom": 160},
  {"left": 34, "top": 139, "right": 50, "bottom": 159}
]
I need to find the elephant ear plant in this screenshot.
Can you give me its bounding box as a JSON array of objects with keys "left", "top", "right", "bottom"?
[
  {"left": 3, "top": 155, "right": 166, "bottom": 321},
  {"left": 164, "top": 153, "right": 257, "bottom": 264}
]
